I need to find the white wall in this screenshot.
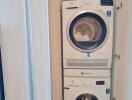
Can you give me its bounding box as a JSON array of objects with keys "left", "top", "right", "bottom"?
[
  {"left": 113, "top": 0, "right": 132, "bottom": 100},
  {"left": 113, "top": 0, "right": 128, "bottom": 100},
  {"left": 125, "top": 0, "right": 132, "bottom": 99}
]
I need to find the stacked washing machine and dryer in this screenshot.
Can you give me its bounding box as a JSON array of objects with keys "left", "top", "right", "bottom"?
[{"left": 61, "top": 0, "right": 113, "bottom": 100}]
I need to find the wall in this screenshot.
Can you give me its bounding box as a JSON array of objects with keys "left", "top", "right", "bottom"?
[
  {"left": 113, "top": 0, "right": 128, "bottom": 100},
  {"left": 49, "top": 0, "right": 62, "bottom": 100},
  {"left": 125, "top": 0, "right": 132, "bottom": 99}
]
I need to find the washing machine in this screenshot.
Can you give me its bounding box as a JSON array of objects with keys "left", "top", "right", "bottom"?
[
  {"left": 62, "top": 0, "right": 113, "bottom": 69},
  {"left": 64, "top": 69, "right": 111, "bottom": 100}
]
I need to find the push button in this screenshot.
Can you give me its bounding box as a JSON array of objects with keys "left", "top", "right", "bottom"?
[
  {"left": 84, "top": 1, "right": 90, "bottom": 5},
  {"left": 106, "top": 89, "right": 111, "bottom": 94},
  {"left": 107, "top": 11, "right": 112, "bottom": 17}
]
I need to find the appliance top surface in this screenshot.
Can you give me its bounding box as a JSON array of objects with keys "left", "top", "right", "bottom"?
[{"left": 62, "top": 0, "right": 113, "bottom": 6}]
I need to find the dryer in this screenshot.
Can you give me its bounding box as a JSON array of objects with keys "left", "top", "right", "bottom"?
[{"left": 62, "top": 0, "right": 113, "bottom": 69}]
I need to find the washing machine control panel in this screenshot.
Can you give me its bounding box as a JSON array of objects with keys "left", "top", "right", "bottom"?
[
  {"left": 64, "top": 78, "right": 107, "bottom": 87},
  {"left": 64, "top": 77, "right": 111, "bottom": 100},
  {"left": 63, "top": 0, "right": 101, "bottom": 8}
]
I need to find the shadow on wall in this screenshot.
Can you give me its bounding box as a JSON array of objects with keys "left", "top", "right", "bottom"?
[{"left": 0, "top": 50, "right": 5, "bottom": 100}]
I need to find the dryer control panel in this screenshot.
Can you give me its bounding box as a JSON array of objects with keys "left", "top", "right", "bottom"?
[{"left": 101, "top": 0, "right": 113, "bottom": 6}]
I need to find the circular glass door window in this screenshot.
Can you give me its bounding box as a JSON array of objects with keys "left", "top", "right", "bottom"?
[
  {"left": 76, "top": 93, "right": 98, "bottom": 100},
  {"left": 68, "top": 12, "right": 107, "bottom": 52}
]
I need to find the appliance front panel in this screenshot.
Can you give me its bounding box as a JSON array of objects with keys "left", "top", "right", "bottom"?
[
  {"left": 62, "top": 6, "right": 113, "bottom": 69},
  {"left": 64, "top": 77, "right": 111, "bottom": 100}
]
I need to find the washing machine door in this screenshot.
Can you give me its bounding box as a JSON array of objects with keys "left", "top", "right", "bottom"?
[
  {"left": 76, "top": 93, "right": 98, "bottom": 100},
  {"left": 67, "top": 11, "right": 108, "bottom": 52}
]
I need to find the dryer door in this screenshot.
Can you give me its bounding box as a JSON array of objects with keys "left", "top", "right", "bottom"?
[
  {"left": 67, "top": 12, "right": 108, "bottom": 52},
  {"left": 76, "top": 93, "right": 98, "bottom": 100}
]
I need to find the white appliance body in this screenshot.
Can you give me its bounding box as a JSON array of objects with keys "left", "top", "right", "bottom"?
[
  {"left": 64, "top": 69, "right": 111, "bottom": 100},
  {"left": 62, "top": 0, "right": 113, "bottom": 100},
  {"left": 62, "top": 0, "right": 113, "bottom": 69}
]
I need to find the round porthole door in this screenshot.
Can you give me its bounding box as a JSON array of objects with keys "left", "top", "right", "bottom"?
[
  {"left": 76, "top": 93, "right": 98, "bottom": 100},
  {"left": 67, "top": 11, "right": 108, "bottom": 52}
]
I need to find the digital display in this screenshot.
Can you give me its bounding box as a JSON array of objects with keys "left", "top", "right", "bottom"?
[
  {"left": 96, "top": 81, "right": 105, "bottom": 85},
  {"left": 101, "top": 0, "right": 113, "bottom": 6}
]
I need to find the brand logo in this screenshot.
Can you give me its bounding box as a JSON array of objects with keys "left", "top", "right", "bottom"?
[{"left": 81, "top": 72, "right": 92, "bottom": 75}]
